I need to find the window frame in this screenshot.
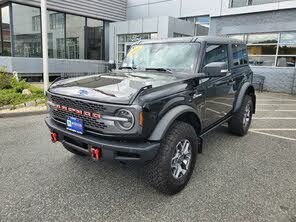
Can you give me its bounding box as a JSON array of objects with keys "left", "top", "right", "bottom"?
[
  {"left": 0, "top": 3, "right": 12, "bottom": 56},
  {"left": 230, "top": 0, "right": 279, "bottom": 8},
  {"left": 11, "top": 3, "right": 42, "bottom": 58},
  {"left": 32, "top": 15, "right": 41, "bottom": 32},
  {"left": 201, "top": 43, "right": 230, "bottom": 70},
  {"left": 228, "top": 32, "right": 296, "bottom": 68}
]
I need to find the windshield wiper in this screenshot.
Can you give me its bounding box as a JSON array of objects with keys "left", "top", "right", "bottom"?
[{"left": 145, "top": 67, "right": 173, "bottom": 74}]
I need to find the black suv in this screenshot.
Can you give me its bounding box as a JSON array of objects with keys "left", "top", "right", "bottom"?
[{"left": 45, "top": 36, "right": 256, "bottom": 194}]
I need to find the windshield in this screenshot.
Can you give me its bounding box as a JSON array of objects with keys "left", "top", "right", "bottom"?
[{"left": 121, "top": 43, "right": 200, "bottom": 73}]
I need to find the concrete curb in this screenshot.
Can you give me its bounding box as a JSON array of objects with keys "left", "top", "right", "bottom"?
[
  {"left": 0, "top": 110, "right": 48, "bottom": 118},
  {"left": 0, "top": 99, "right": 46, "bottom": 111}
]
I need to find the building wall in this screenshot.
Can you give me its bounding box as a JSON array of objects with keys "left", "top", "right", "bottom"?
[
  {"left": 127, "top": 0, "right": 296, "bottom": 19},
  {"left": 209, "top": 8, "right": 296, "bottom": 94},
  {"left": 0, "top": 57, "right": 108, "bottom": 77},
  {"left": 251, "top": 67, "right": 296, "bottom": 94},
  {"left": 209, "top": 8, "right": 296, "bottom": 35},
  {"left": 0, "top": 1, "right": 111, "bottom": 76},
  {"left": 0, "top": 0, "right": 127, "bottom": 21},
  {"left": 126, "top": 0, "right": 219, "bottom": 19},
  {"left": 216, "top": 0, "right": 296, "bottom": 17}
]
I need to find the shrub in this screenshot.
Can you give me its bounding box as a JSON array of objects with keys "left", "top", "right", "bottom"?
[
  {"left": 11, "top": 79, "right": 29, "bottom": 93},
  {"left": 0, "top": 88, "right": 45, "bottom": 107},
  {"left": 0, "top": 68, "right": 12, "bottom": 90},
  {"left": 0, "top": 68, "right": 45, "bottom": 107},
  {"left": 27, "top": 85, "right": 43, "bottom": 95},
  {"left": 0, "top": 89, "right": 22, "bottom": 107}
]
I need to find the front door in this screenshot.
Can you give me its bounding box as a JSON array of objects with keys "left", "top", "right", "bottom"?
[{"left": 202, "top": 44, "right": 235, "bottom": 128}]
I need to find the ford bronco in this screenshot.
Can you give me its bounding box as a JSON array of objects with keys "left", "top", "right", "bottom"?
[{"left": 45, "top": 36, "right": 256, "bottom": 194}]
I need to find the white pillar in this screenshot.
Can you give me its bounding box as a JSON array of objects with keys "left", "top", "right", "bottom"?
[{"left": 41, "top": 0, "right": 49, "bottom": 94}]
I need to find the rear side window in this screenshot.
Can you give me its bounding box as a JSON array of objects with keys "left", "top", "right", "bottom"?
[
  {"left": 232, "top": 44, "right": 248, "bottom": 66},
  {"left": 203, "top": 44, "right": 229, "bottom": 68}
]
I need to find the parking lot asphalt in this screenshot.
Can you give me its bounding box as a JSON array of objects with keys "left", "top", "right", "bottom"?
[{"left": 0, "top": 92, "right": 296, "bottom": 222}]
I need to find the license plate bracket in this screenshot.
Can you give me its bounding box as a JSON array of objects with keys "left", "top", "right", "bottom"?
[{"left": 66, "top": 116, "right": 84, "bottom": 134}]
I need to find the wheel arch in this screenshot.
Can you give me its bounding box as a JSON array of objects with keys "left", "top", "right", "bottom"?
[
  {"left": 233, "top": 83, "right": 256, "bottom": 114},
  {"left": 148, "top": 105, "right": 202, "bottom": 141}
]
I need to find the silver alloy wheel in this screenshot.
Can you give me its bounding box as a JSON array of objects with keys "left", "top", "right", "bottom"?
[
  {"left": 171, "top": 139, "right": 192, "bottom": 179},
  {"left": 243, "top": 103, "right": 251, "bottom": 128}
]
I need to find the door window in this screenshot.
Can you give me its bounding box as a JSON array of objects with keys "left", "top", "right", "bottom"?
[
  {"left": 232, "top": 44, "right": 248, "bottom": 66},
  {"left": 203, "top": 44, "right": 229, "bottom": 68}
]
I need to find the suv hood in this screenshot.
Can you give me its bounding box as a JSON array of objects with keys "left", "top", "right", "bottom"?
[{"left": 49, "top": 72, "right": 182, "bottom": 104}]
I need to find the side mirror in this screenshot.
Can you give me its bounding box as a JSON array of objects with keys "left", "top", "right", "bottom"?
[
  {"left": 108, "top": 60, "right": 116, "bottom": 72},
  {"left": 203, "top": 62, "right": 229, "bottom": 77}
]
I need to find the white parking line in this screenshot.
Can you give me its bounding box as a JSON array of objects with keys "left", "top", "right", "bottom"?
[
  {"left": 251, "top": 128, "right": 296, "bottom": 131},
  {"left": 253, "top": 117, "right": 296, "bottom": 120},
  {"left": 257, "top": 104, "right": 296, "bottom": 106},
  {"left": 250, "top": 130, "right": 296, "bottom": 142},
  {"left": 256, "top": 110, "right": 296, "bottom": 112},
  {"left": 257, "top": 99, "right": 296, "bottom": 102}
]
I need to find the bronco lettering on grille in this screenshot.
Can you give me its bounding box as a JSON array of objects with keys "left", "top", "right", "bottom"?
[{"left": 54, "top": 104, "right": 101, "bottom": 119}]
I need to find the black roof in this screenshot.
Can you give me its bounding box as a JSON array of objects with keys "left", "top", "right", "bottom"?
[{"left": 138, "top": 36, "right": 244, "bottom": 45}]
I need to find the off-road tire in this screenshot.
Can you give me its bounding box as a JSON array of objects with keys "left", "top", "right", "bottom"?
[
  {"left": 145, "top": 121, "right": 199, "bottom": 195},
  {"left": 229, "top": 95, "right": 253, "bottom": 136},
  {"left": 63, "top": 144, "right": 87, "bottom": 156}
]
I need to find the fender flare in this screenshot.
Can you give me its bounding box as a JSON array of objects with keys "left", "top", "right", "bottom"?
[
  {"left": 148, "top": 105, "right": 201, "bottom": 141},
  {"left": 233, "top": 82, "right": 256, "bottom": 113}
]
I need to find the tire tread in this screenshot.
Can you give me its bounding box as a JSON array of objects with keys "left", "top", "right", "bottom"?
[
  {"left": 145, "top": 121, "right": 198, "bottom": 194},
  {"left": 229, "top": 95, "right": 253, "bottom": 136}
]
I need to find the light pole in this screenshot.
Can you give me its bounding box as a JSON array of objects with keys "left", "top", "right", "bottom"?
[{"left": 41, "top": 0, "right": 49, "bottom": 94}]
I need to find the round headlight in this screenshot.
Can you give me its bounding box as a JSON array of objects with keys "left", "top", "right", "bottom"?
[{"left": 115, "top": 109, "right": 135, "bottom": 131}]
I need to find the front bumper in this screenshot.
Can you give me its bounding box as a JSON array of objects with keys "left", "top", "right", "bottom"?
[{"left": 45, "top": 117, "right": 160, "bottom": 162}]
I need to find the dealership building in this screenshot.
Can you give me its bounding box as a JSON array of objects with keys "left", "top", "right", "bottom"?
[
  {"left": 0, "top": 0, "right": 126, "bottom": 80},
  {"left": 0, "top": 0, "right": 296, "bottom": 93}
]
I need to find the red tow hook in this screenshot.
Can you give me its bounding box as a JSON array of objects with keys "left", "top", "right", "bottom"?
[
  {"left": 90, "top": 147, "right": 100, "bottom": 161},
  {"left": 50, "top": 132, "right": 58, "bottom": 143}
]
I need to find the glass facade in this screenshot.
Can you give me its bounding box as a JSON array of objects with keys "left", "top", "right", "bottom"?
[
  {"left": 117, "top": 33, "right": 158, "bottom": 63},
  {"left": 182, "top": 16, "right": 210, "bottom": 28},
  {"left": 66, "top": 14, "right": 85, "bottom": 59},
  {"left": 86, "top": 19, "right": 104, "bottom": 60},
  {"left": 12, "top": 4, "right": 42, "bottom": 57},
  {"left": 1, "top": 5, "right": 11, "bottom": 56},
  {"left": 181, "top": 16, "right": 210, "bottom": 35},
  {"left": 48, "top": 11, "right": 65, "bottom": 58},
  {"left": 0, "top": 3, "right": 105, "bottom": 60},
  {"left": 231, "top": 0, "right": 292, "bottom": 8},
  {"left": 229, "top": 32, "right": 296, "bottom": 67}
]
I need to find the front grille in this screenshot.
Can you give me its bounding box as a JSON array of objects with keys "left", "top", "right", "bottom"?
[
  {"left": 50, "top": 95, "right": 106, "bottom": 113},
  {"left": 49, "top": 95, "right": 108, "bottom": 132},
  {"left": 52, "top": 109, "right": 107, "bottom": 130}
]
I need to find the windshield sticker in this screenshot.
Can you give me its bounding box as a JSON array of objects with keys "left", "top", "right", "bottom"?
[{"left": 127, "top": 45, "right": 144, "bottom": 57}]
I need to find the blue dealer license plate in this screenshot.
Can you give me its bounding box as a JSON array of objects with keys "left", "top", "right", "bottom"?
[{"left": 66, "top": 117, "right": 84, "bottom": 134}]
